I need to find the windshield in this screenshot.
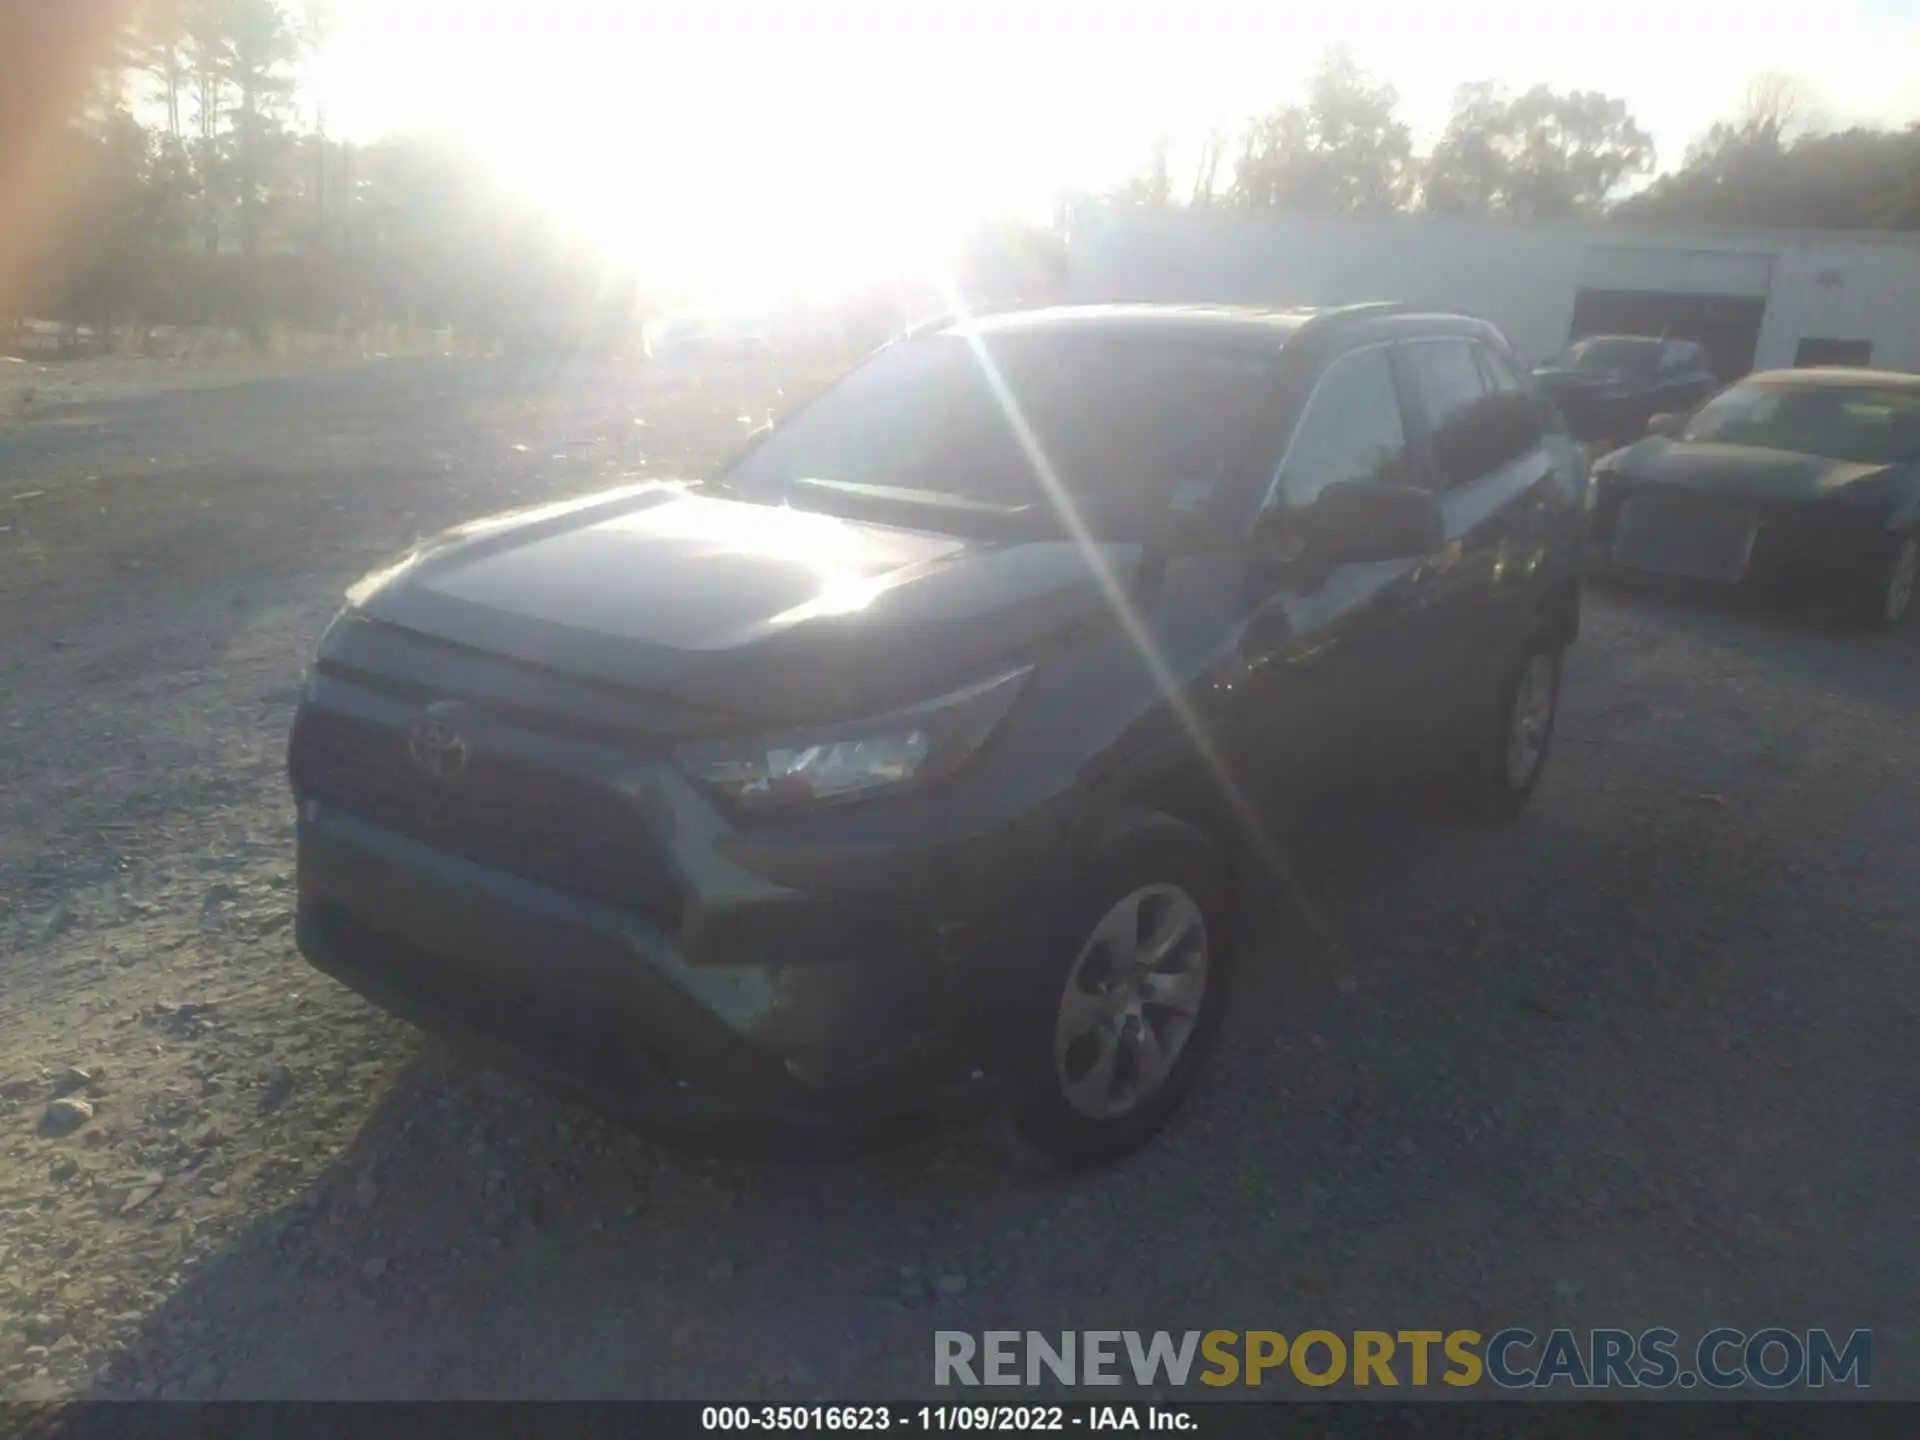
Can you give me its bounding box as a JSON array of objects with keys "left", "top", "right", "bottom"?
[
  {"left": 721, "top": 332, "right": 1285, "bottom": 526},
  {"left": 1564, "top": 337, "right": 1663, "bottom": 378},
  {"left": 1681, "top": 382, "right": 1920, "bottom": 464}
]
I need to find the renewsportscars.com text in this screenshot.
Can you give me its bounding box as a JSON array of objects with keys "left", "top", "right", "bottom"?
[{"left": 934, "top": 1328, "right": 1872, "bottom": 1390}]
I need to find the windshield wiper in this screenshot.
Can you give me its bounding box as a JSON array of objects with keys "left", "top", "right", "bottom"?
[{"left": 786, "top": 476, "right": 1037, "bottom": 518}]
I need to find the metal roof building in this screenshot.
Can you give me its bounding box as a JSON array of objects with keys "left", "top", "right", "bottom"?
[{"left": 1061, "top": 207, "right": 1920, "bottom": 381}]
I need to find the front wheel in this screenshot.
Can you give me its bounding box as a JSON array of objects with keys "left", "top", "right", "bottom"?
[
  {"left": 1448, "top": 644, "right": 1562, "bottom": 822},
  {"left": 1009, "top": 817, "right": 1233, "bottom": 1170},
  {"left": 1855, "top": 531, "right": 1917, "bottom": 632}
]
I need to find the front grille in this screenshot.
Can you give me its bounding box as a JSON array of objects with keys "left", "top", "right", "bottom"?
[
  {"left": 290, "top": 708, "right": 681, "bottom": 928},
  {"left": 1614, "top": 495, "right": 1760, "bottom": 584}
]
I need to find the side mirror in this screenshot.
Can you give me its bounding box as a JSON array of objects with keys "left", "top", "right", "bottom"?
[
  {"left": 1273, "top": 481, "right": 1444, "bottom": 565},
  {"left": 1647, "top": 412, "right": 1683, "bottom": 438}
]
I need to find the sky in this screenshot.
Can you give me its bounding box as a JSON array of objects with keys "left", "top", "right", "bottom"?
[{"left": 310, "top": 0, "right": 1920, "bottom": 303}]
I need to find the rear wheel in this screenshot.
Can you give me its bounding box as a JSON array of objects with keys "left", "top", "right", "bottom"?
[
  {"left": 1856, "top": 531, "right": 1917, "bottom": 632},
  {"left": 1009, "top": 817, "right": 1232, "bottom": 1170}
]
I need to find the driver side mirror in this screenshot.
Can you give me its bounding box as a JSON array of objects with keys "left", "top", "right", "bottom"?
[
  {"left": 1647, "top": 412, "right": 1683, "bottom": 438},
  {"left": 1260, "top": 480, "right": 1445, "bottom": 566}
]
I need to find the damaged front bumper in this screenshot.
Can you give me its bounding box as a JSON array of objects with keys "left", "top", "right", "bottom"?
[{"left": 294, "top": 803, "right": 1024, "bottom": 1146}]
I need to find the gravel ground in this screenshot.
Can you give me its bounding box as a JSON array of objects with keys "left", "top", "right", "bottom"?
[
  {"left": 0, "top": 352, "right": 377, "bottom": 420},
  {"left": 0, "top": 359, "right": 1914, "bottom": 1402}
]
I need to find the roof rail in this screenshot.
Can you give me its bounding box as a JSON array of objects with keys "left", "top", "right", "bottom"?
[
  {"left": 1294, "top": 301, "right": 1409, "bottom": 336},
  {"left": 890, "top": 295, "right": 1074, "bottom": 348},
  {"left": 890, "top": 311, "right": 964, "bottom": 345}
]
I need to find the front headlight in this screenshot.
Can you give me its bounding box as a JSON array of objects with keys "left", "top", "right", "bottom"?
[
  {"left": 343, "top": 548, "right": 426, "bottom": 608},
  {"left": 673, "top": 664, "right": 1033, "bottom": 813},
  {"left": 1832, "top": 470, "right": 1907, "bottom": 511},
  {"left": 1586, "top": 461, "right": 1621, "bottom": 512}
]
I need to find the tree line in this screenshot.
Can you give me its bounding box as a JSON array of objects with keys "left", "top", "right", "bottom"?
[
  {"left": 1099, "top": 51, "right": 1920, "bottom": 230},
  {"left": 15, "top": 14, "right": 1920, "bottom": 355},
  {"left": 17, "top": 0, "right": 644, "bottom": 354}
]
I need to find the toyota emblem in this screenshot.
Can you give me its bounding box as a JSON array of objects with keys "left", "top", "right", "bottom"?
[{"left": 406, "top": 711, "right": 471, "bottom": 782}]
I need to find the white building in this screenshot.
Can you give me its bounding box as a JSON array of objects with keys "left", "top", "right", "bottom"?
[{"left": 1061, "top": 208, "right": 1920, "bottom": 381}]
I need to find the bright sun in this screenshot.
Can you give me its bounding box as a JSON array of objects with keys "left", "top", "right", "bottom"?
[
  {"left": 318, "top": 1, "right": 1060, "bottom": 311},
  {"left": 502, "top": 135, "right": 966, "bottom": 311}
]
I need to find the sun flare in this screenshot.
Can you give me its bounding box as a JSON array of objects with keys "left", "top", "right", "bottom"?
[
  {"left": 316, "top": 1, "right": 1050, "bottom": 310},
  {"left": 308, "top": 0, "right": 1920, "bottom": 313}
]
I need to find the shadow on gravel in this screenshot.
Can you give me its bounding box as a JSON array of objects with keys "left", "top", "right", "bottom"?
[{"left": 82, "top": 1037, "right": 1038, "bottom": 1399}]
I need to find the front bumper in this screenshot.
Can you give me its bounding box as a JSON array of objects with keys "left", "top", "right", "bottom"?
[
  {"left": 1589, "top": 486, "right": 1900, "bottom": 589},
  {"left": 296, "top": 805, "right": 1030, "bottom": 1142},
  {"left": 289, "top": 660, "right": 1069, "bottom": 1140}
]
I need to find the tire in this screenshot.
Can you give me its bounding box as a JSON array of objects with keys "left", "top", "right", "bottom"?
[
  {"left": 1008, "top": 815, "right": 1233, "bottom": 1170},
  {"left": 1854, "top": 531, "right": 1917, "bottom": 633},
  {"left": 1449, "top": 643, "right": 1562, "bottom": 822}
]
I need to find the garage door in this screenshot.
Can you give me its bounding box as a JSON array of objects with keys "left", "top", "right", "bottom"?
[
  {"left": 1577, "top": 246, "right": 1775, "bottom": 298},
  {"left": 1568, "top": 289, "right": 1769, "bottom": 380}
]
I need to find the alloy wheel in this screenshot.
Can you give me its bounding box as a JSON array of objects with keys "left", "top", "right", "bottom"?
[
  {"left": 1886, "top": 536, "right": 1918, "bottom": 626},
  {"left": 1052, "top": 884, "right": 1209, "bottom": 1121},
  {"left": 1505, "top": 651, "right": 1557, "bottom": 790}
]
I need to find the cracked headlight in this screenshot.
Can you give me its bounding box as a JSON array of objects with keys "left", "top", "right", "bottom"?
[{"left": 674, "top": 664, "right": 1033, "bottom": 813}]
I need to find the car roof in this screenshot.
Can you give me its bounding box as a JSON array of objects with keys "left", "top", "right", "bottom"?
[
  {"left": 944, "top": 303, "right": 1317, "bottom": 344},
  {"left": 1741, "top": 366, "right": 1920, "bottom": 390},
  {"left": 1571, "top": 335, "right": 1677, "bottom": 350},
  {"left": 936, "top": 302, "right": 1487, "bottom": 351}
]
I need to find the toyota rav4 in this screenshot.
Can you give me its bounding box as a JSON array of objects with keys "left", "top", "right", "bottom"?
[{"left": 288, "top": 303, "right": 1586, "bottom": 1167}]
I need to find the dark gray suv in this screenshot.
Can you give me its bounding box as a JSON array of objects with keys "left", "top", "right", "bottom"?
[{"left": 289, "top": 303, "right": 1587, "bottom": 1167}]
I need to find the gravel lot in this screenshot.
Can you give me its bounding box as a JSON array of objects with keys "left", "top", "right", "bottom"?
[{"left": 0, "top": 359, "right": 1914, "bottom": 1402}]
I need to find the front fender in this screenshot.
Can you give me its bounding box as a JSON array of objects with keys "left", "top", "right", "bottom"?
[
  {"left": 1887, "top": 479, "right": 1920, "bottom": 532},
  {"left": 1833, "top": 464, "right": 1920, "bottom": 531}
]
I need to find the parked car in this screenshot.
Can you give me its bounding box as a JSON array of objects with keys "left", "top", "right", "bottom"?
[
  {"left": 1589, "top": 367, "right": 1920, "bottom": 630},
  {"left": 287, "top": 303, "right": 1588, "bottom": 1167},
  {"left": 1533, "top": 335, "right": 1719, "bottom": 447}
]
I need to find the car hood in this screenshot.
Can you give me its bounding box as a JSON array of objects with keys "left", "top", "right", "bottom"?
[
  {"left": 1604, "top": 438, "right": 1901, "bottom": 502},
  {"left": 349, "top": 483, "right": 1137, "bottom": 721}
]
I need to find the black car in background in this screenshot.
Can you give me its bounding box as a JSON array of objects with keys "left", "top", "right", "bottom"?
[
  {"left": 288, "top": 303, "right": 1587, "bottom": 1167},
  {"left": 1534, "top": 335, "right": 1719, "bottom": 447},
  {"left": 1591, "top": 367, "right": 1920, "bottom": 630}
]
